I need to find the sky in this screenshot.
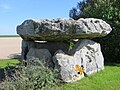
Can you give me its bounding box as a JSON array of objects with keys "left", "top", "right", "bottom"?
[{"left": 0, "top": 0, "right": 81, "bottom": 35}]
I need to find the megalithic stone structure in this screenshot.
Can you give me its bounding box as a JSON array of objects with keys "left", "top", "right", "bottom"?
[
  {"left": 17, "top": 18, "right": 112, "bottom": 82},
  {"left": 17, "top": 18, "right": 112, "bottom": 41}
]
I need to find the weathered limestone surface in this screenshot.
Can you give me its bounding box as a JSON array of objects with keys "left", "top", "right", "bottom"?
[
  {"left": 26, "top": 48, "right": 53, "bottom": 67},
  {"left": 53, "top": 39, "right": 104, "bottom": 82},
  {"left": 17, "top": 18, "right": 112, "bottom": 41},
  {"left": 21, "top": 40, "right": 69, "bottom": 60},
  {"left": 73, "top": 39, "right": 104, "bottom": 74}
]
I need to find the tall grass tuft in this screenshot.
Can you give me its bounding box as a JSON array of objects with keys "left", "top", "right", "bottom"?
[{"left": 0, "top": 58, "right": 61, "bottom": 90}]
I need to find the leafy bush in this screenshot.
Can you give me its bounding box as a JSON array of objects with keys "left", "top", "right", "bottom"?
[
  {"left": 0, "top": 58, "right": 61, "bottom": 90},
  {"left": 93, "top": 29, "right": 120, "bottom": 63}
]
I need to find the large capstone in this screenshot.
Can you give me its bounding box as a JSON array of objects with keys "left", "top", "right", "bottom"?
[
  {"left": 17, "top": 18, "right": 112, "bottom": 41},
  {"left": 53, "top": 39, "right": 104, "bottom": 82}
]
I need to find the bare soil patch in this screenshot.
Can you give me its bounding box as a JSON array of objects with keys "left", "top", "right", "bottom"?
[{"left": 0, "top": 37, "right": 22, "bottom": 59}]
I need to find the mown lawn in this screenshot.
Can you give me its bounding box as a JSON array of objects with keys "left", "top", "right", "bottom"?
[
  {"left": 53, "top": 64, "right": 120, "bottom": 90},
  {"left": 0, "top": 59, "right": 120, "bottom": 90},
  {"left": 0, "top": 59, "right": 20, "bottom": 69}
]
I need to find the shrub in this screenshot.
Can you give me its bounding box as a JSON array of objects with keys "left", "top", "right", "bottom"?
[
  {"left": 93, "top": 29, "right": 120, "bottom": 63},
  {"left": 0, "top": 58, "right": 61, "bottom": 90}
]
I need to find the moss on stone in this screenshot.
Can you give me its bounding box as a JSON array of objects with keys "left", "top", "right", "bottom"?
[{"left": 20, "top": 33, "right": 107, "bottom": 42}]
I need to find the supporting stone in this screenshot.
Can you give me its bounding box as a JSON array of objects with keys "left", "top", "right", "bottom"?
[
  {"left": 53, "top": 39, "right": 104, "bottom": 82},
  {"left": 26, "top": 48, "right": 53, "bottom": 67},
  {"left": 21, "top": 40, "right": 69, "bottom": 60}
]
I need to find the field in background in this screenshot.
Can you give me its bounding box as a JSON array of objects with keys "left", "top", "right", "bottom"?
[
  {"left": 0, "top": 36, "right": 22, "bottom": 59},
  {"left": 0, "top": 35, "right": 19, "bottom": 38}
]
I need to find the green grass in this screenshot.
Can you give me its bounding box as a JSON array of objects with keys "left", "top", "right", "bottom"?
[
  {"left": 53, "top": 64, "right": 120, "bottom": 90},
  {"left": 0, "top": 59, "right": 20, "bottom": 68},
  {"left": 0, "top": 59, "right": 120, "bottom": 90}
]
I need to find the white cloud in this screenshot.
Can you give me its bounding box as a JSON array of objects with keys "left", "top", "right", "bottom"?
[
  {"left": 0, "top": 4, "right": 11, "bottom": 10},
  {"left": 0, "top": 3, "right": 12, "bottom": 13}
]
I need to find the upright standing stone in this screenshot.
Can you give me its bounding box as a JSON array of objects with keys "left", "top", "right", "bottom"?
[
  {"left": 21, "top": 40, "right": 69, "bottom": 60},
  {"left": 21, "top": 40, "right": 35, "bottom": 60},
  {"left": 53, "top": 39, "right": 104, "bottom": 82},
  {"left": 27, "top": 48, "right": 53, "bottom": 67}
]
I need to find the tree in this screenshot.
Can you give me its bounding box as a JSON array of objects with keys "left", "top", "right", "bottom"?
[
  {"left": 69, "top": 0, "right": 120, "bottom": 29},
  {"left": 69, "top": 0, "right": 120, "bottom": 62}
]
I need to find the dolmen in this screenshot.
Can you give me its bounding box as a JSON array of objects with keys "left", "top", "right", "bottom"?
[{"left": 17, "top": 18, "right": 112, "bottom": 82}]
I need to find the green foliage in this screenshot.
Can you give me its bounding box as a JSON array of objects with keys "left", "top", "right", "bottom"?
[
  {"left": 94, "top": 29, "right": 120, "bottom": 63},
  {"left": 69, "top": 41, "right": 75, "bottom": 50},
  {"left": 70, "top": 0, "right": 120, "bottom": 29},
  {"left": 69, "top": 0, "right": 120, "bottom": 62},
  {"left": 0, "top": 58, "right": 61, "bottom": 90}
]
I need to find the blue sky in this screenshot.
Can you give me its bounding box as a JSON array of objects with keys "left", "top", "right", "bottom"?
[{"left": 0, "top": 0, "right": 81, "bottom": 35}]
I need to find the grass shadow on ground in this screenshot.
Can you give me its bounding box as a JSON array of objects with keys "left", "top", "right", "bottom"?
[
  {"left": 105, "top": 62, "right": 120, "bottom": 67},
  {"left": 0, "top": 59, "right": 20, "bottom": 81}
]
